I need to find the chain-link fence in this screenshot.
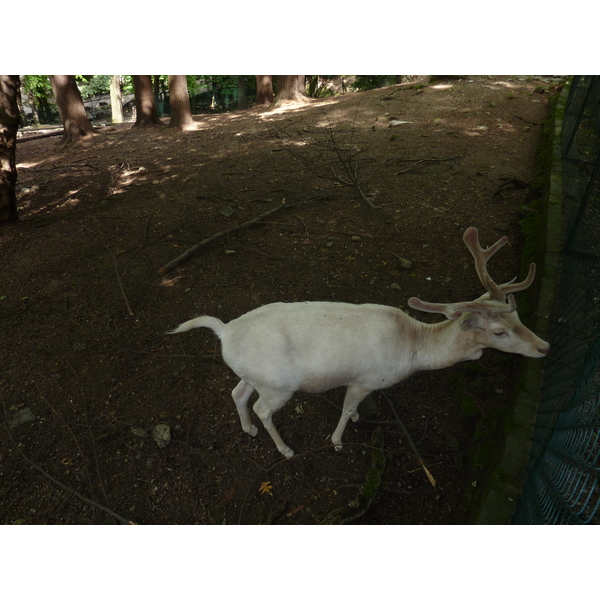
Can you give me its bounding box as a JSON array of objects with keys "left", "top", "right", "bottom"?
[{"left": 513, "top": 76, "right": 600, "bottom": 524}]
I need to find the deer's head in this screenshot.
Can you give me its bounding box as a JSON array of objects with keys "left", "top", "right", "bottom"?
[{"left": 408, "top": 227, "right": 550, "bottom": 358}]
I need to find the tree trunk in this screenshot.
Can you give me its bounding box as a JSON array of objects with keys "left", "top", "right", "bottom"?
[
  {"left": 132, "top": 75, "right": 163, "bottom": 128},
  {"left": 110, "top": 75, "right": 124, "bottom": 124},
  {"left": 307, "top": 75, "right": 319, "bottom": 97},
  {"left": 167, "top": 75, "right": 194, "bottom": 129},
  {"left": 0, "top": 75, "right": 20, "bottom": 220},
  {"left": 255, "top": 75, "right": 274, "bottom": 106},
  {"left": 237, "top": 76, "right": 248, "bottom": 110},
  {"left": 275, "top": 75, "right": 307, "bottom": 104},
  {"left": 27, "top": 91, "right": 40, "bottom": 127},
  {"left": 49, "top": 75, "right": 96, "bottom": 144}
]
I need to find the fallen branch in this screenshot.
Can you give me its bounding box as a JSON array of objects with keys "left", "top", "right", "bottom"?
[
  {"left": 1, "top": 392, "right": 137, "bottom": 525},
  {"left": 320, "top": 430, "right": 386, "bottom": 524},
  {"left": 81, "top": 221, "right": 134, "bottom": 316},
  {"left": 17, "top": 129, "right": 64, "bottom": 143},
  {"left": 491, "top": 176, "right": 529, "bottom": 198},
  {"left": 382, "top": 391, "right": 436, "bottom": 488},
  {"left": 158, "top": 200, "right": 291, "bottom": 275},
  {"left": 110, "top": 250, "right": 135, "bottom": 315},
  {"left": 395, "top": 156, "right": 460, "bottom": 176},
  {"left": 268, "top": 110, "right": 382, "bottom": 209},
  {"left": 515, "top": 115, "right": 541, "bottom": 127}
]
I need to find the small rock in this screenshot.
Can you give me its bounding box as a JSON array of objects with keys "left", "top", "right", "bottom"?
[
  {"left": 397, "top": 258, "right": 413, "bottom": 270},
  {"left": 225, "top": 250, "right": 236, "bottom": 254},
  {"left": 131, "top": 427, "right": 149, "bottom": 438},
  {"left": 7, "top": 407, "right": 36, "bottom": 429},
  {"left": 152, "top": 424, "right": 171, "bottom": 449},
  {"left": 390, "top": 283, "right": 402, "bottom": 291},
  {"left": 19, "top": 186, "right": 39, "bottom": 196},
  {"left": 220, "top": 205, "right": 234, "bottom": 217},
  {"left": 389, "top": 120, "right": 412, "bottom": 127},
  {"left": 351, "top": 236, "right": 361, "bottom": 241}
]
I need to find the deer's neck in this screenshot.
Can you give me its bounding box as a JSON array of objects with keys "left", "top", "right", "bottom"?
[{"left": 413, "top": 319, "right": 483, "bottom": 371}]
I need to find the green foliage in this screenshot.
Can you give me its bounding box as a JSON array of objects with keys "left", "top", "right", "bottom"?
[
  {"left": 197, "top": 76, "right": 238, "bottom": 91},
  {"left": 21, "top": 75, "right": 52, "bottom": 103},
  {"left": 352, "top": 76, "right": 397, "bottom": 91},
  {"left": 76, "top": 75, "right": 111, "bottom": 97},
  {"left": 121, "top": 76, "right": 135, "bottom": 95},
  {"left": 307, "top": 76, "right": 338, "bottom": 98}
]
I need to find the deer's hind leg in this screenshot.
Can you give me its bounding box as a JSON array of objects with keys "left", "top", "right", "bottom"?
[{"left": 232, "top": 380, "right": 258, "bottom": 437}]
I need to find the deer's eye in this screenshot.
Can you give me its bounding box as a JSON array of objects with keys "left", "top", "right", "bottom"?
[{"left": 494, "top": 330, "right": 508, "bottom": 337}]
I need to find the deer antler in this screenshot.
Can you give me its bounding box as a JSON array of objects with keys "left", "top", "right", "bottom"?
[
  {"left": 462, "top": 227, "right": 535, "bottom": 302},
  {"left": 408, "top": 227, "right": 536, "bottom": 320},
  {"left": 408, "top": 295, "right": 517, "bottom": 320}
]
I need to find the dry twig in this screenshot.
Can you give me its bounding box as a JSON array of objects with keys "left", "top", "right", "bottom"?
[{"left": 268, "top": 109, "right": 382, "bottom": 208}]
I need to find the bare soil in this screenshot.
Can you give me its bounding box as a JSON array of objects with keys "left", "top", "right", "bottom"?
[{"left": 0, "top": 76, "right": 555, "bottom": 524}]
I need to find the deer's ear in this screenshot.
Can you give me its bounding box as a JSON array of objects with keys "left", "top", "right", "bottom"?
[{"left": 460, "top": 316, "right": 479, "bottom": 331}]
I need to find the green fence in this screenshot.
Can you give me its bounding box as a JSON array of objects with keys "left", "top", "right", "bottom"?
[{"left": 513, "top": 76, "right": 600, "bottom": 524}]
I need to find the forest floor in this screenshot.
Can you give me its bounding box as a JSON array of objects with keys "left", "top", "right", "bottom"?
[{"left": 0, "top": 76, "right": 557, "bottom": 524}]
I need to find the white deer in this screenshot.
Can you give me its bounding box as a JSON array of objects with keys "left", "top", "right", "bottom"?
[{"left": 169, "top": 227, "right": 549, "bottom": 458}]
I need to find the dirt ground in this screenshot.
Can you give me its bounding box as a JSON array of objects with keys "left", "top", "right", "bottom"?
[{"left": 0, "top": 76, "right": 556, "bottom": 524}]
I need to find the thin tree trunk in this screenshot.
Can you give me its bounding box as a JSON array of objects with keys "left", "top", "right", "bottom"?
[
  {"left": 237, "top": 76, "right": 248, "bottom": 110},
  {"left": 307, "top": 75, "right": 319, "bottom": 97},
  {"left": 132, "top": 75, "right": 163, "bottom": 128},
  {"left": 0, "top": 75, "right": 20, "bottom": 220},
  {"left": 49, "top": 75, "right": 96, "bottom": 144},
  {"left": 110, "top": 75, "right": 124, "bottom": 124},
  {"left": 168, "top": 75, "right": 194, "bottom": 129},
  {"left": 255, "top": 75, "right": 274, "bottom": 106}
]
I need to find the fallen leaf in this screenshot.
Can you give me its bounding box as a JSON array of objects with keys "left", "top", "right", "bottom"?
[
  {"left": 259, "top": 481, "right": 273, "bottom": 496},
  {"left": 223, "top": 487, "right": 236, "bottom": 502}
]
